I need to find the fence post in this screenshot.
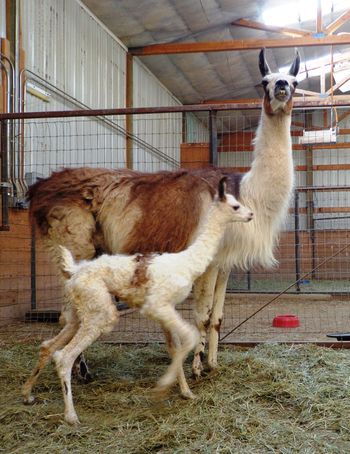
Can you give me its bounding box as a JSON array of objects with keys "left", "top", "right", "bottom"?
[
  {"left": 209, "top": 110, "right": 218, "bottom": 166},
  {"left": 30, "top": 222, "right": 37, "bottom": 310},
  {"left": 294, "top": 189, "right": 301, "bottom": 292}
]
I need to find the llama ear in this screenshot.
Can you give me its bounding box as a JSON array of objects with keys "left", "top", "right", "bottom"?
[
  {"left": 259, "top": 48, "right": 271, "bottom": 77},
  {"left": 218, "top": 177, "right": 227, "bottom": 201},
  {"left": 288, "top": 49, "right": 300, "bottom": 76}
]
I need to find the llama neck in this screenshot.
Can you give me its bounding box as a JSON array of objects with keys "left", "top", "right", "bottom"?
[
  {"left": 180, "top": 205, "right": 227, "bottom": 280},
  {"left": 242, "top": 105, "right": 294, "bottom": 211}
]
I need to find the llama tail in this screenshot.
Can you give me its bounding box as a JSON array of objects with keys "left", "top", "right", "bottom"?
[{"left": 57, "top": 245, "right": 78, "bottom": 278}]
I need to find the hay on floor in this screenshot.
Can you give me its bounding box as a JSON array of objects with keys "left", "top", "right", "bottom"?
[{"left": 1, "top": 341, "right": 350, "bottom": 453}]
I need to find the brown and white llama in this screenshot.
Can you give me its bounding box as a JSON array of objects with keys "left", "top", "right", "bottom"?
[
  {"left": 26, "top": 48, "right": 300, "bottom": 380},
  {"left": 23, "top": 179, "right": 253, "bottom": 424}
]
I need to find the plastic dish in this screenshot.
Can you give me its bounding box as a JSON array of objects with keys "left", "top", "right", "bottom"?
[{"left": 272, "top": 314, "right": 300, "bottom": 328}]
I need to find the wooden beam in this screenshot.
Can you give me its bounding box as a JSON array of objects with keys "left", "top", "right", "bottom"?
[
  {"left": 203, "top": 94, "right": 350, "bottom": 107},
  {"left": 231, "top": 18, "right": 310, "bottom": 37},
  {"left": 130, "top": 34, "right": 350, "bottom": 56},
  {"left": 296, "top": 88, "right": 321, "bottom": 96},
  {"left": 326, "top": 74, "right": 350, "bottom": 95},
  {"left": 325, "top": 9, "right": 350, "bottom": 35}
]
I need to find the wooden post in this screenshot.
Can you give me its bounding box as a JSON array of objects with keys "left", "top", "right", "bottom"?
[{"left": 125, "top": 52, "right": 133, "bottom": 169}]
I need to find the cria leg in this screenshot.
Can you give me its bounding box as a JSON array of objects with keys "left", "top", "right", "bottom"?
[
  {"left": 22, "top": 318, "right": 78, "bottom": 404},
  {"left": 163, "top": 329, "right": 196, "bottom": 399},
  {"left": 192, "top": 266, "right": 219, "bottom": 378},
  {"left": 46, "top": 212, "right": 97, "bottom": 385},
  {"left": 53, "top": 298, "right": 118, "bottom": 425},
  {"left": 142, "top": 302, "right": 198, "bottom": 396},
  {"left": 207, "top": 268, "right": 230, "bottom": 370}
]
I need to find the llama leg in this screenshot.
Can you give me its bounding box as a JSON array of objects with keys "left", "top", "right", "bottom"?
[
  {"left": 142, "top": 302, "right": 198, "bottom": 395},
  {"left": 192, "top": 266, "right": 219, "bottom": 378},
  {"left": 22, "top": 317, "right": 78, "bottom": 404},
  {"left": 207, "top": 268, "right": 230, "bottom": 371},
  {"left": 162, "top": 328, "right": 196, "bottom": 399}
]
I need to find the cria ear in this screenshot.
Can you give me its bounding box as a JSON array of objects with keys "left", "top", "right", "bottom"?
[
  {"left": 218, "top": 177, "right": 227, "bottom": 201},
  {"left": 288, "top": 49, "right": 300, "bottom": 77},
  {"left": 259, "top": 48, "right": 271, "bottom": 77}
]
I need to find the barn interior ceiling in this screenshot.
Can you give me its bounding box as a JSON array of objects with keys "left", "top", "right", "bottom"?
[{"left": 81, "top": 0, "right": 350, "bottom": 105}]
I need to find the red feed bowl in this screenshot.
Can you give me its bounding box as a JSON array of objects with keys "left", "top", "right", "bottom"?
[{"left": 272, "top": 314, "right": 300, "bottom": 328}]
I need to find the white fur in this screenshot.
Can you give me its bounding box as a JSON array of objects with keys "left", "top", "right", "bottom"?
[
  {"left": 192, "top": 62, "right": 297, "bottom": 377},
  {"left": 22, "top": 188, "right": 253, "bottom": 424}
]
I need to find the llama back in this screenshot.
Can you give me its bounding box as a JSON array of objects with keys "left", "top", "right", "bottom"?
[{"left": 28, "top": 167, "right": 219, "bottom": 260}]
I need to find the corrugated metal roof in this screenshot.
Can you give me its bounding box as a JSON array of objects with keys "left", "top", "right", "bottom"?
[{"left": 81, "top": 0, "right": 350, "bottom": 104}]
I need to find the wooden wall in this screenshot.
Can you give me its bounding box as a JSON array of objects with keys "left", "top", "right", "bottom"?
[{"left": 0, "top": 209, "right": 63, "bottom": 325}]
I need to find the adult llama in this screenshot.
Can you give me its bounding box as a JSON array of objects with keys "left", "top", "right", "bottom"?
[{"left": 27, "top": 48, "right": 300, "bottom": 381}]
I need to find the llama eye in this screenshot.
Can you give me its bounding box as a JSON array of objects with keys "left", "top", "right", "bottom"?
[
  {"left": 293, "top": 81, "right": 298, "bottom": 87},
  {"left": 261, "top": 80, "right": 268, "bottom": 88},
  {"left": 233, "top": 205, "right": 240, "bottom": 211}
]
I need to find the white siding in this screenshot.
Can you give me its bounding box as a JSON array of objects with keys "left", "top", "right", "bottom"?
[
  {"left": 21, "top": 0, "right": 127, "bottom": 177},
  {"left": 132, "top": 59, "right": 182, "bottom": 171}
]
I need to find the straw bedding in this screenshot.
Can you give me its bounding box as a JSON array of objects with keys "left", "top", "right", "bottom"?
[{"left": 1, "top": 342, "right": 350, "bottom": 453}]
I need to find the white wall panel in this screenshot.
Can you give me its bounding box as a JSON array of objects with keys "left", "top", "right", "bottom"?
[
  {"left": 132, "top": 59, "right": 182, "bottom": 170},
  {"left": 21, "top": 0, "right": 128, "bottom": 177}
]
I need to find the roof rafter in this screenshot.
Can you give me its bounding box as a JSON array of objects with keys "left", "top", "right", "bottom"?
[
  {"left": 231, "top": 18, "right": 311, "bottom": 37},
  {"left": 130, "top": 34, "right": 350, "bottom": 56},
  {"left": 325, "top": 9, "right": 350, "bottom": 34}
]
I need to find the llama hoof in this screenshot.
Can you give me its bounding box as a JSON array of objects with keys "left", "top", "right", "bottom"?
[
  {"left": 76, "top": 371, "right": 93, "bottom": 384},
  {"left": 23, "top": 395, "right": 36, "bottom": 405},
  {"left": 207, "top": 359, "right": 218, "bottom": 371},
  {"left": 72, "top": 360, "right": 93, "bottom": 384},
  {"left": 65, "top": 413, "right": 80, "bottom": 426}
]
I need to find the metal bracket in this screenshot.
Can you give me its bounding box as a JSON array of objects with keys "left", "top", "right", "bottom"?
[{"left": 0, "top": 182, "right": 12, "bottom": 188}]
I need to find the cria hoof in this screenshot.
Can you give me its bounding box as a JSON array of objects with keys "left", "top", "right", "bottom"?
[
  {"left": 151, "top": 386, "right": 169, "bottom": 401},
  {"left": 191, "top": 370, "right": 202, "bottom": 380},
  {"left": 181, "top": 390, "right": 197, "bottom": 400},
  {"left": 23, "top": 395, "right": 36, "bottom": 405}
]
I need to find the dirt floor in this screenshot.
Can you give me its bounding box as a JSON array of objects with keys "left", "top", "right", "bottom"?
[{"left": 1, "top": 293, "right": 349, "bottom": 346}]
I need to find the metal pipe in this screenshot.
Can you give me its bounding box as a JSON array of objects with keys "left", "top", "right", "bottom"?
[
  {"left": 0, "top": 120, "right": 9, "bottom": 230},
  {"left": 3, "top": 100, "right": 350, "bottom": 121},
  {"left": 0, "top": 60, "right": 11, "bottom": 114},
  {"left": 0, "top": 53, "right": 15, "bottom": 182},
  {"left": 294, "top": 190, "right": 301, "bottom": 292},
  {"left": 209, "top": 110, "right": 218, "bottom": 166}
]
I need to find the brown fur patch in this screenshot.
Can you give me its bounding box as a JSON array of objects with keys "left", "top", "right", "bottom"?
[
  {"left": 123, "top": 171, "right": 216, "bottom": 254},
  {"left": 283, "top": 98, "right": 294, "bottom": 115},
  {"left": 130, "top": 254, "right": 153, "bottom": 288},
  {"left": 263, "top": 95, "right": 274, "bottom": 116}
]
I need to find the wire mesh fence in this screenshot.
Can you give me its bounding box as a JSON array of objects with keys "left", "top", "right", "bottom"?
[{"left": 0, "top": 103, "right": 349, "bottom": 343}]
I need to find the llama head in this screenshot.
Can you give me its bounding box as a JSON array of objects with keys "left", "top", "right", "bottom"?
[
  {"left": 259, "top": 48, "right": 300, "bottom": 115},
  {"left": 216, "top": 177, "right": 253, "bottom": 223}
]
